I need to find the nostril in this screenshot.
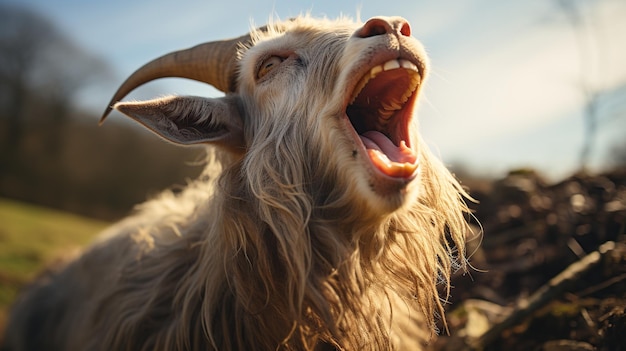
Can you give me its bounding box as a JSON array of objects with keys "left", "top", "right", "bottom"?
[
  {"left": 356, "top": 18, "right": 393, "bottom": 38},
  {"left": 356, "top": 17, "right": 412, "bottom": 38},
  {"left": 399, "top": 21, "right": 411, "bottom": 37}
]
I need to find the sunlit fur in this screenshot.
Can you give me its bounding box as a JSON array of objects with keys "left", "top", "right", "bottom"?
[{"left": 2, "top": 16, "right": 471, "bottom": 351}]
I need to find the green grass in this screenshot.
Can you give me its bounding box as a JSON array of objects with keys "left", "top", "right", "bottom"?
[{"left": 0, "top": 198, "right": 109, "bottom": 332}]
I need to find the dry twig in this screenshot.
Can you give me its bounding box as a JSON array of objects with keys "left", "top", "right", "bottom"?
[{"left": 468, "top": 241, "right": 618, "bottom": 350}]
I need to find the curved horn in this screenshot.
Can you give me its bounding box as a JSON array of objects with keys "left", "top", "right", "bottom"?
[{"left": 100, "top": 32, "right": 254, "bottom": 124}]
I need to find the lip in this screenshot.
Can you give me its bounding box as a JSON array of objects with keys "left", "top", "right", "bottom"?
[{"left": 341, "top": 107, "right": 418, "bottom": 186}]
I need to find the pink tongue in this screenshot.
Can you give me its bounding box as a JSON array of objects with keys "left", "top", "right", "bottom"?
[{"left": 359, "top": 131, "right": 417, "bottom": 164}]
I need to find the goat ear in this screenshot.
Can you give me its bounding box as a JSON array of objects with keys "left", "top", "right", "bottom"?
[{"left": 114, "top": 95, "right": 245, "bottom": 151}]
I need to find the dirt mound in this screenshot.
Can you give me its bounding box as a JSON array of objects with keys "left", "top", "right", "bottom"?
[{"left": 436, "top": 169, "right": 626, "bottom": 350}]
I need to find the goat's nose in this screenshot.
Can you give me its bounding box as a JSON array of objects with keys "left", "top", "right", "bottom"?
[{"left": 355, "top": 17, "right": 411, "bottom": 38}]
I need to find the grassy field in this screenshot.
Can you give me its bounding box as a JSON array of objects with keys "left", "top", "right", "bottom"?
[{"left": 0, "top": 198, "right": 109, "bottom": 334}]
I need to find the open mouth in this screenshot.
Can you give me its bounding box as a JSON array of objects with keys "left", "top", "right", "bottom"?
[{"left": 346, "top": 58, "right": 422, "bottom": 179}]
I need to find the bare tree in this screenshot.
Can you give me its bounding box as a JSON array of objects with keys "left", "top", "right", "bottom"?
[
  {"left": 555, "top": 0, "right": 626, "bottom": 171},
  {"left": 0, "top": 4, "right": 208, "bottom": 220},
  {"left": 611, "top": 143, "right": 626, "bottom": 167},
  {"left": 555, "top": 0, "right": 601, "bottom": 170},
  {"left": 0, "top": 4, "right": 108, "bottom": 157},
  {"left": 0, "top": 5, "right": 46, "bottom": 150}
]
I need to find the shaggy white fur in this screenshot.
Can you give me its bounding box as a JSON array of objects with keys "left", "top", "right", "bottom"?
[{"left": 2, "top": 15, "right": 471, "bottom": 351}]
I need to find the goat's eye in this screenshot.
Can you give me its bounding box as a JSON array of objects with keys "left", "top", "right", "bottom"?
[{"left": 257, "top": 56, "right": 284, "bottom": 80}]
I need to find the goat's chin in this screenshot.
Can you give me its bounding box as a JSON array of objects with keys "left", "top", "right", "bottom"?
[{"left": 353, "top": 163, "right": 422, "bottom": 213}]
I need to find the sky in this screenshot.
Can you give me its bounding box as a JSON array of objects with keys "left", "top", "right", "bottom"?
[{"left": 4, "top": 0, "right": 626, "bottom": 180}]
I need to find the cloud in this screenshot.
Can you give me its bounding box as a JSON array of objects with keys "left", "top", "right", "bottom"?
[{"left": 421, "top": 0, "right": 626, "bottom": 154}]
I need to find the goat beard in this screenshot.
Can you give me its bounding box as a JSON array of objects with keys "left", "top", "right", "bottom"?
[
  {"left": 24, "top": 144, "right": 470, "bottom": 351},
  {"left": 190, "top": 146, "right": 469, "bottom": 350},
  {"left": 81, "top": 142, "right": 470, "bottom": 351}
]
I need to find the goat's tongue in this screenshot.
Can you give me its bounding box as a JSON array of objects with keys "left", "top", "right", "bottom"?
[{"left": 359, "top": 131, "right": 418, "bottom": 178}]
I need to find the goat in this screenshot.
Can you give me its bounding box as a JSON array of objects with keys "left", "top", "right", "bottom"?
[{"left": 2, "top": 15, "right": 471, "bottom": 351}]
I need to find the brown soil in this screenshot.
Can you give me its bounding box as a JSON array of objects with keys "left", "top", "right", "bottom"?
[{"left": 435, "top": 169, "right": 626, "bottom": 351}]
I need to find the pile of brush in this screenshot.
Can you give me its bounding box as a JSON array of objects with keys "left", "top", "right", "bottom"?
[{"left": 436, "top": 169, "right": 626, "bottom": 351}]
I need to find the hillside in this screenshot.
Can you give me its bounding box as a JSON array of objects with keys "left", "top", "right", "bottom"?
[{"left": 0, "top": 198, "right": 108, "bottom": 335}]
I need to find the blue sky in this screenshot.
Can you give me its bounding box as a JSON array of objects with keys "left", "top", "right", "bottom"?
[{"left": 5, "top": 0, "right": 626, "bottom": 180}]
